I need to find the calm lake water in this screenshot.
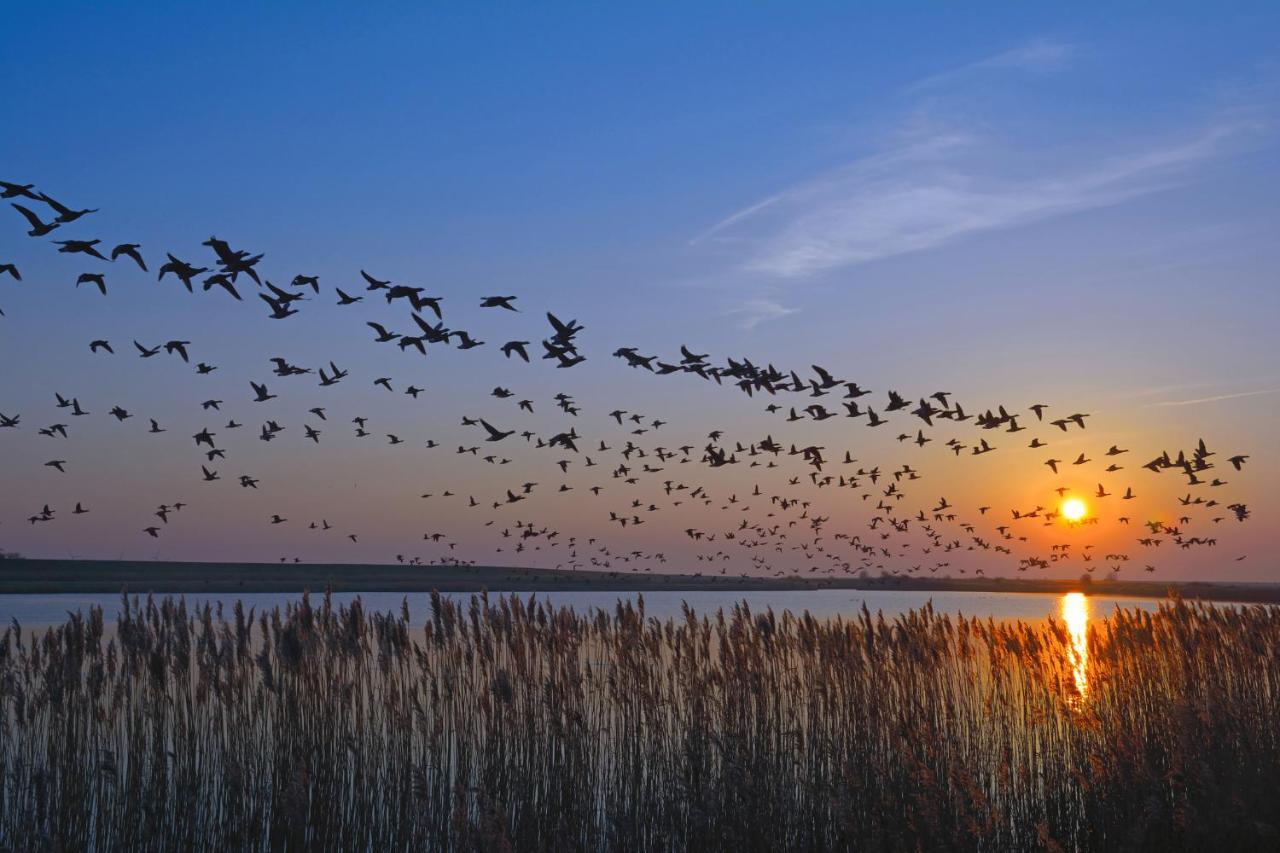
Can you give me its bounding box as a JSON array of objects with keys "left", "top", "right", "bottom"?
[{"left": 0, "top": 589, "right": 1170, "bottom": 629}]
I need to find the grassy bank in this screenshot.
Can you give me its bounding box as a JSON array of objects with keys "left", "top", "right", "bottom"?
[{"left": 1, "top": 557, "right": 1278, "bottom": 603}]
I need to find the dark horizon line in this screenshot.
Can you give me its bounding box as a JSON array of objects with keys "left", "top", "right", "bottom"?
[{"left": 0, "top": 557, "right": 1276, "bottom": 601}]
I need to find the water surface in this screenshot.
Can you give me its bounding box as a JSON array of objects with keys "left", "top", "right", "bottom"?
[{"left": 0, "top": 588, "right": 1168, "bottom": 629}]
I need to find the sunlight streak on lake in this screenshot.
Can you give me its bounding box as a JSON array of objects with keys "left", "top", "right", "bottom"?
[{"left": 1062, "top": 592, "right": 1091, "bottom": 699}]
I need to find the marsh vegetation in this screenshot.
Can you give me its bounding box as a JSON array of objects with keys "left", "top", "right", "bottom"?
[{"left": 2, "top": 592, "right": 1278, "bottom": 850}]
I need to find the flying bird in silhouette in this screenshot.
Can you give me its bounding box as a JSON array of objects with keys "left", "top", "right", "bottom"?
[
  {"left": 360, "top": 270, "right": 390, "bottom": 290},
  {"left": 367, "top": 322, "right": 398, "bottom": 343},
  {"left": 164, "top": 340, "right": 192, "bottom": 362},
  {"left": 110, "top": 243, "right": 147, "bottom": 271},
  {"left": 1, "top": 181, "right": 37, "bottom": 199},
  {"left": 12, "top": 203, "right": 59, "bottom": 237},
  {"left": 75, "top": 273, "right": 107, "bottom": 295},
  {"left": 37, "top": 192, "right": 97, "bottom": 223},
  {"left": 55, "top": 239, "right": 108, "bottom": 261},
  {"left": 158, "top": 254, "right": 208, "bottom": 292},
  {"left": 480, "top": 419, "right": 515, "bottom": 442}
]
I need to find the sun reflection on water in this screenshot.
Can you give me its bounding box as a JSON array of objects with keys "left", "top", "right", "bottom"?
[{"left": 1062, "top": 592, "right": 1091, "bottom": 700}]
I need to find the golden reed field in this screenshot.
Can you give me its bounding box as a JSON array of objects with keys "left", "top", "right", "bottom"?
[{"left": 2, "top": 592, "right": 1279, "bottom": 851}]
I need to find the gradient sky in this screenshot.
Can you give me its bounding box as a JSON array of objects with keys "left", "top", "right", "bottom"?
[{"left": 2, "top": 3, "right": 1277, "bottom": 579}]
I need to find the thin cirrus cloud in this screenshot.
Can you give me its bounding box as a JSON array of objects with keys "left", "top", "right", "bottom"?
[
  {"left": 727, "top": 297, "right": 800, "bottom": 330},
  {"left": 904, "top": 37, "right": 1076, "bottom": 94},
  {"left": 701, "top": 120, "right": 1251, "bottom": 281},
  {"left": 1151, "top": 387, "right": 1280, "bottom": 407}
]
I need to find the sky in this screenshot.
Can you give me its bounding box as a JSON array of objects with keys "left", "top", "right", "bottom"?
[{"left": 1, "top": 3, "right": 1277, "bottom": 580}]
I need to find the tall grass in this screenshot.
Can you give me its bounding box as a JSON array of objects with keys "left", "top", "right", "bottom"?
[{"left": 2, "top": 592, "right": 1278, "bottom": 850}]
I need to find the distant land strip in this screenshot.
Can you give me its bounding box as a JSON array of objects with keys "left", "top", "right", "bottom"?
[{"left": 0, "top": 559, "right": 1278, "bottom": 603}]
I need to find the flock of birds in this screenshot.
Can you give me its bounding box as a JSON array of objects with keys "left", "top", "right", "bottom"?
[{"left": 0, "top": 177, "right": 1255, "bottom": 582}]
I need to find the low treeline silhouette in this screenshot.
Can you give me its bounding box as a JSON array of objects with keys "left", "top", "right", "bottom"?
[{"left": 2, "top": 592, "right": 1278, "bottom": 849}]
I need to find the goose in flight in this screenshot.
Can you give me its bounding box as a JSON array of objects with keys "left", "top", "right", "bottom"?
[
  {"left": 203, "top": 273, "right": 242, "bottom": 301},
  {"left": 164, "top": 340, "right": 192, "bottom": 362},
  {"left": 55, "top": 239, "right": 108, "bottom": 260},
  {"left": 158, "top": 254, "right": 208, "bottom": 291},
  {"left": 681, "top": 345, "right": 709, "bottom": 365},
  {"left": 250, "top": 381, "right": 276, "bottom": 402},
  {"left": 501, "top": 340, "right": 531, "bottom": 362},
  {"left": 480, "top": 419, "right": 515, "bottom": 442},
  {"left": 0, "top": 181, "right": 37, "bottom": 199},
  {"left": 259, "top": 283, "right": 300, "bottom": 318},
  {"left": 203, "top": 236, "right": 263, "bottom": 285},
  {"left": 12, "top": 203, "right": 59, "bottom": 236},
  {"left": 480, "top": 296, "right": 518, "bottom": 311},
  {"left": 360, "top": 270, "right": 389, "bottom": 290},
  {"left": 110, "top": 243, "right": 147, "bottom": 271},
  {"left": 37, "top": 192, "right": 97, "bottom": 223},
  {"left": 453, "top": 330, "right": 484, "bottom": 349},
  {"left": 367, "top": 322, "right": 398, "bottom": 343}
]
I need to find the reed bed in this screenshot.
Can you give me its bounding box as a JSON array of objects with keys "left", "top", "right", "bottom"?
[{"left": 2, "top": 592, "right": 1278, "bottom": 851}]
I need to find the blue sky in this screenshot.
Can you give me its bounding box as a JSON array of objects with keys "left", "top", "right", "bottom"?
[
  {"left": 1, "top": 3, "right": 1277, "bottom": 577},
  {"left": 9, "top": 3, "right": 1275, "bottom": 337}
]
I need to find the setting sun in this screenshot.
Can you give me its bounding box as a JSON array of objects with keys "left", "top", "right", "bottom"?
[{"left": 1062, "top": 498, "right": 1087, "bottom": 523}]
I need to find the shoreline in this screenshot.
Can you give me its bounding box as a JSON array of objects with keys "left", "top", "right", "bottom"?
[{"left": 1, "top": 558, "right": 1277, "bottom": 604}]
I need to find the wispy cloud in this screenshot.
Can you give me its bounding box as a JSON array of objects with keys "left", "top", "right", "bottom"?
[
  {"left": 726, "top": 297, "right": 799, "bottom": 330},
  {"left": 1151, "top": 387, "right": 1280, "bottom": 407},
  {"left": 700, "top": 119, "right": 1253, "bottom": 280},
  {"left": 906, "top": 38, "right": 1074, "bottom": 94}
]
